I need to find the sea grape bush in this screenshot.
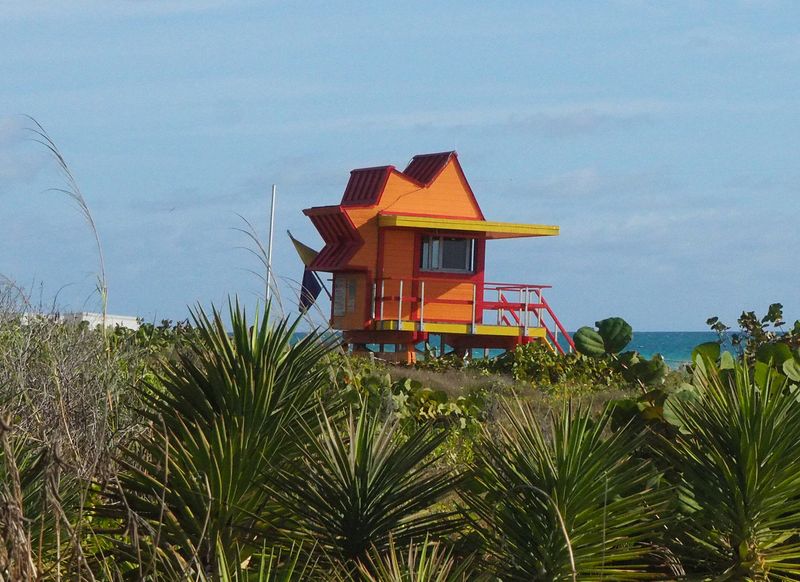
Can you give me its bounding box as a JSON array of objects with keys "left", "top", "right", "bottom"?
[
  {"left": 422, "top": 316, "right": 666, "bottom": 391},
  {"left": 574, "top": 316, "right": 668, "bottom": 387},
  {"left": 573, "top": 316, "right": 633, "bottom": 357},
  {"left": 330, "top": 353, "right": 489, "bottom": 430},
  {"left": 468, "top": 341, "right": 624, "bottom": 389},
  {"left": 705, "top": 302, "right": 800, "bottom": 381}
]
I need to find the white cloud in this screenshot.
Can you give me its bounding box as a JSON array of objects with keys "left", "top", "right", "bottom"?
[{"left": 267, "top": 100, "right": 668, "bottom": 137}]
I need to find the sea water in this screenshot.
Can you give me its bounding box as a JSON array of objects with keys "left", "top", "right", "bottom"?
[
  {"left": 295, "top": 331, "right": 724, "bottom": 368},
  {"left": 430, "top": 331, "right": 724, "bottom": 368},
  {"left": 499, "top": 331, "right": 720, "bottom": 367},
  {"left": 625, "top": 331, "right": 721, "bottom": 367}
]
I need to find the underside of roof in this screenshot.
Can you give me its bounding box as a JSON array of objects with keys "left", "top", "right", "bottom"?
[{"left": 377, "top": 213, "right": 559, "bottom": 239}]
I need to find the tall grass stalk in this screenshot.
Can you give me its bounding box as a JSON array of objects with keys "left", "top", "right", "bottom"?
[
  {"left": 234, "top": 213, "right": 285, "bottom": 317},
  {"left": 24, "top": 116, "right": 107, "bottom": 332}
]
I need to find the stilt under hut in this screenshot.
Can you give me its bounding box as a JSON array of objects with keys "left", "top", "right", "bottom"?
[{"left": 299, "top": 151, "right": 574, "bottom": 364}]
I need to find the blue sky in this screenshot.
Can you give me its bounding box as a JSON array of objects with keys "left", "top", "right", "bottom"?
[{"left": 1, "top": 0, "right": 797, "bottom": 331}]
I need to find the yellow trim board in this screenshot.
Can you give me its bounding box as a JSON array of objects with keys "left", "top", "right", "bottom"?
[
  {"left": 378, "top": 214, "right": 559, "bottom": 239},
  {"left": 375, "top": 320, "right": 548, "bottom": 338}
]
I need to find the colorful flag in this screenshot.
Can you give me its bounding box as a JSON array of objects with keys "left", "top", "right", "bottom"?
[
  {"left": 299, "top": 268, "right": 322, "bottom": 313},
  {"left": 288, "top": 230, "right": 324, "bottom": 313}
]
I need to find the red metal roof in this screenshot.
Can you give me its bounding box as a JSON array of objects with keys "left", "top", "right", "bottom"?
[
  {"left": 341, "top": 166, "right": 394, "bottom": 205},
  {"left": 303, "top": 207, "right": 362, "bottom": 271},
  {"left": 312, "top": 240, "right": 361, "bottom": 271},
  {"left": 302, "top": 151, "right": 484, "bottom": 272},
  {"left": 401, "top": 151, "right": 455, "bottom": 185}
]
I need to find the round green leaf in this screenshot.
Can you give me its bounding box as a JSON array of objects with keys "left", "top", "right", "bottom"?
[
  {"left": 692, "top": 342, "right": 721, "bottom": 364},
  {"left": 784, "top": 355, "right": 800, "bottom": 382},
  {"left": 573, "top": 326, "right": 606, "bottom": 357},
  {"left": 720, "top": 351, "right": 736, "bottom": 370},
  {"left": 431, "top": 390, "right": 449, "bottom": 404},
  {"left": 632, "top": 354, "right": 668, "bottom": 386},
  {"left": 608, "top": 398, "right": 640, "bottom": 431},
  {"left": 663, "top": 387, "right": 699, "bottom": 430},
  {"left": 596, "top": 317, "right": 633, "bottom": 354},
  {"left": 756, "top": 342, "right": 793, "bottom": 367}
]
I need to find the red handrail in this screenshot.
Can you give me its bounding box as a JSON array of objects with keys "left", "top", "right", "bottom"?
[
  {"left": 372, "top": 276, "right": 573, "bottom": 353},
  {"left": 378, "top": 275, "right": 551, "bottom": 290}
]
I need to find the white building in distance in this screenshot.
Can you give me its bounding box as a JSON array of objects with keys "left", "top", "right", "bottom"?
[{"left": 59, "top": 312, "right": 140, "bottom": 331}]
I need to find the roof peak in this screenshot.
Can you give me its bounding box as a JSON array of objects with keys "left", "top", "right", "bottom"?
[
  {"left": 341, "top": 165, "right": 394, "bottom": 205},
  {"left": 349, "top": 164, "right": 395, "bottom": 173},
  {"left": 408, "top": 150, "right": 456, "bottom": 158},
  {"left": 401, "top": 151, "right": 456, "bottom": 186}
]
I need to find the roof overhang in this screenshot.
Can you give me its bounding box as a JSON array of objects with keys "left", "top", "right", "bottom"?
[{"left": 377, "top": 214, "right": 559, "bottom": 239}]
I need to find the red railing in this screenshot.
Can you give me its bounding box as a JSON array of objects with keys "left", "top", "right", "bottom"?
[{"left": 371, "top": 277, "right": 574, "bottom": 354}]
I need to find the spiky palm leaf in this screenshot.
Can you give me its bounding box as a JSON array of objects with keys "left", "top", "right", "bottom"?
[
  {"left": 94, "top": 541, "right": 316, "bottom": 581},
  {"left": 214, "top": 542, "right": 317, "bottom": 582},
  {"left": 97, "top": 300, "right": 337, "bottom": 575},
  {"left": 462, "top": 400, "right": 667, "bottom": 581},
  {"left": 274, "top": 405, "right": 463, "bottom": 566},
  {"left": 352, "top": 536, "right": 475, "bottom": 582},
  {"left": 665, "top": 360, "right": 800, "bottom": 578},
  {"left": 0, "top": 428, "right": 85, "bottom": 580}
]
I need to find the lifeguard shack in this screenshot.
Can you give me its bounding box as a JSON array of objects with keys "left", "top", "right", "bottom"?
[{"left": 303, "top": 151, "right": 573, "bottom": 363}]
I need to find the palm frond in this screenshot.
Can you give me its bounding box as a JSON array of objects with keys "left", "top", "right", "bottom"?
[
  {"left": 215, "top": 541, "right": 317, "bottom": 582},
  {"left": 96, "top": 299, "right": 338, "bottom": 573},
  {"left": 665, "top": 361, "right": 800, "bottom": 578},
  {"left": 274, "top": 404, "right": 464, "bottom": 566},
  {"left": 462, "top": 399, "right": 668, "bottom": 581},
  {"left": 0, "top": 422, "right": 86, "bottom": 580},
  {"left": 353, "top": 536, "right": 475, "bottom": 582}
]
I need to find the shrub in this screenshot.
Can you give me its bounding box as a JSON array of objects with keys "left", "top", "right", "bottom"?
[
  {"left": 468, "top": 342, "right": 625, "bottom": 390},
  {"left": 664, "top": 358, "right": 800, "bottom": 578},
  {"left": 273, "top": 405, "right": 463, "bottom": 566},
  {"left": 462, "top": 399, "right": 668, "bottom": 580},
  {"left": 96, "top": 301, "right": 337, "bottom": 575}
]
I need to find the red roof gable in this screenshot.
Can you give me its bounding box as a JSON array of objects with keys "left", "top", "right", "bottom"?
[
  {"left": 402, "top": 151, "right": 454, "bottom": 185},
  {"left": 341, "top": 166, "right": 394, "bottom": 206},
  {"left": 303, "top": 206, "right": 362, "bottom": 271},
  {"left": 303, "top": 150, "right": 485, "bottom": 272}
]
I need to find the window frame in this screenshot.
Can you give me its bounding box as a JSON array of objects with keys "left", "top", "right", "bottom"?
[
  {"left": 419, "top": 235, "right": 476, "bottom": 274},
  {"left": 333, "top": 275, "right": 358, "bottom": 317}
]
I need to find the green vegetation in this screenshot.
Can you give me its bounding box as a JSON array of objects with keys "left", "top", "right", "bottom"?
[
  {"left": 574, "top": 316, "right": 668, "bottom": 388},
  {"left": 7, "top": 120, "right": 799, "bottom": 579},
  {"left": 463, "top": 400, "right": 668, "bottom": 580},
  {"left": 2, "top": 299, "right": 800, "bottom": 580}
]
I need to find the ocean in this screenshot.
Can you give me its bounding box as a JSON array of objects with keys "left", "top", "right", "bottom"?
[
  {"left": 302, "top": 331, "right": 722, "bottom": 368},
  {"left": 623, "top": 331, "right": 721, "bottom": 367},
  {"left": 519, "top": 331, "right": 720, "bottom": 367}
]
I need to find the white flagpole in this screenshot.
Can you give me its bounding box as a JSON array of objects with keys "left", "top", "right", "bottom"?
[{"left": 266, "top": 184, "right": 276, "bottom": 305}]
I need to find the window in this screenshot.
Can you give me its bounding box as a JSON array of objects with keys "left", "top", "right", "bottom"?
[
  {"left": 333, "top": 275, "right": 358, "bottom": 316},
  {"left": 420, "top": 236, "right": 475, "bottom": 273}
]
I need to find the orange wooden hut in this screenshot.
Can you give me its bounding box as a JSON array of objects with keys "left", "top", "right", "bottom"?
[{"left": 302, "top": 151, "right": 573, "bottom": 363}]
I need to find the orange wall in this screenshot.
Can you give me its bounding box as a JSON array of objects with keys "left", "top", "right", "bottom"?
[
  {"left": 344, "top": 207, "right": 379, "bottom": 272},
  {"left": 379, "top": 163, "right": 482, "bottom": 219},
  {"left": 342, "top": 160, "right": 483, "bottom": 274},
  {"left": 378, "top": 230, "right": 476, "bottom": 324},
  {"left": 331, "top": 272, "right": 368, "bottom": 330},
  {"left": 376, "top": 230, "right": 414, "bottom": 323},
  {"left": 330, "top": 158, "right": 486, "bottom": 329},
  {"left": 381, "top": 229, "right": 415, "bottom": 278}
]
